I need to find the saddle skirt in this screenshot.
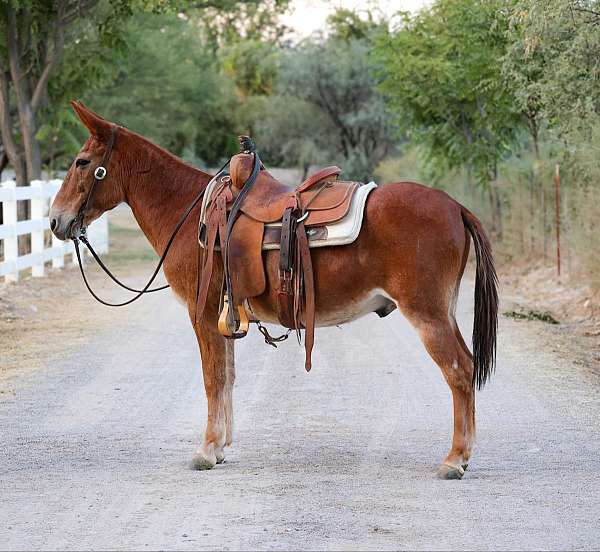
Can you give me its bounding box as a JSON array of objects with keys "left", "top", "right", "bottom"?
[{"left": 199, "top": 172, "right": 376, "bottom": 250}]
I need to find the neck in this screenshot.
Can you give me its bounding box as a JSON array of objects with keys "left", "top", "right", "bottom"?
[{"left": 119, "top": 133, "right": 212, "bottom": 254}]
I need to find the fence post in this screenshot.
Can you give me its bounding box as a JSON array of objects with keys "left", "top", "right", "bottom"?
[
  {"left": 50, "top": 189, "right": 65, "bottom": 269},
  {"left": 555, "top": 164, "right": 561, "bottom": 279},
  {"left": 2, "top": 181, "right": 18, "bottom": 282},
  {"left": 31, "top": 180, "right": 45, "bottom": 277}
]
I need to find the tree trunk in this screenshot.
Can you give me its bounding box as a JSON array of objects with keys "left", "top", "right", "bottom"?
[
  {"left": 6, "top": 6, "right": 42, "bottom": 182},
  {"left": 0, "top": 69, "right": 27, "bottom": 185},
  {"left": 487, "top": 165, "right": 503, "bottom": 241},
  {"left": 0, "top": 151, "right": 8, "bottom": 180}
]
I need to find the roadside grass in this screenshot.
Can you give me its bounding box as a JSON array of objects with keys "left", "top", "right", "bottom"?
[
  {"left": 103, "top": 222, "right": 158, "bottom": 266},
  {"left": 504, "top": 309, "right": 560, "bottom": 324}
]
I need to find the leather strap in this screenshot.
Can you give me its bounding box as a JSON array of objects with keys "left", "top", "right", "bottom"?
[
  {"left": 275, "top": 206, "right": 316, "bottom": 371},
  {"left": 74, "top": 125, "right": 118, "bottom": 233},
  {"left": 196, "top": 192, "right": 227, "bottom": 322},
  {"left": 296, "top": 222, "right": 315, "bottom": 371},
  {"left": 277, "top": 205, "right": 297, "bottom": 329},
  {"left": 279, "top": 206, "right": 297, "bottom": 274},
  {"left": 223, "top": 152, "right": 261, "bottom": 332},
  {"left": 297, "top": 166, "right": 341, "bottom": 193}
]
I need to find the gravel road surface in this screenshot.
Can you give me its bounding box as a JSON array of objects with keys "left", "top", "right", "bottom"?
[{"left": 1, "top": 280, "right": 599, "bottom": 550}]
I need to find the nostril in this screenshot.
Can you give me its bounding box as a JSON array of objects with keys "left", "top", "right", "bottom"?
[{"left": 50, "top": 217, "right": 57, "bottom": 231}]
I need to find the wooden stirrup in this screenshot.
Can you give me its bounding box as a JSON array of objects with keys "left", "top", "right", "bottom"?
[{"left": 218, "top": 293, "right": 249, "bottom": 338}]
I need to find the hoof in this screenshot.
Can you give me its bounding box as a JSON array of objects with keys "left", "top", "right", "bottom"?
[
  {"left": 190, "top": 450, "right": 217, "bottom": 471},
  {"left": 437, "top": 463, "right": 465, "bottom": 480},
  {"left": 216, "top": 450, "right": 226, "bottom": 464}
]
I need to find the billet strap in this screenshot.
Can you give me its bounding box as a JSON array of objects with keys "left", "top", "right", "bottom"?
[
  {"left": 275, "top": 206, "right": 316, "bottom": 371},
  {"left": 296, "top": 222, "right": 315, "bottom": 372},
  {"left": 277, "top": 201, "right": 298, "bottom": 329},
  {"left": 277, "top": 274, "right": 296, "bottom": 329},
  {"left": 279, "top": 206, "right": 297, "bottom": 274}
]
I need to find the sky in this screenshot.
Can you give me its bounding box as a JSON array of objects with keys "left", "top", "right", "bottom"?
[{"left": 282, "top": 0, "right": 431, "bottom": 38}]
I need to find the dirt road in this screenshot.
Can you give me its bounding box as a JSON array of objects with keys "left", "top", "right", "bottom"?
[{"left": 1, "top": 249, "right": 600, "bottom": 549}]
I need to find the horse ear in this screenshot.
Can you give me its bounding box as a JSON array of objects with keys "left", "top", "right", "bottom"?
[{"left": 70, "top": 100, "right": 113, "bottom": 142}]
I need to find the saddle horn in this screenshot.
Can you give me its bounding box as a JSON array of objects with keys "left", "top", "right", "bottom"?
[{"left": 239, "top": 135, "right": 256, "bottom": 154}]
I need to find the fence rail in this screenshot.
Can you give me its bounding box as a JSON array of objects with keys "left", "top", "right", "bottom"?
[{"left": 0, "top": 179, "right": 108, "bottom": 282}]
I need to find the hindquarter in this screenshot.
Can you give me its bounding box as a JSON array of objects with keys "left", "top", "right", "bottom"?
[{"left": 249, "top": 183, "right": 468, "bottom": 326}]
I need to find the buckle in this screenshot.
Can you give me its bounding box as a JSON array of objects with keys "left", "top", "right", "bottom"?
[
  {"left": 279, "top": 268, "right": 293, "bottom": 282},
  {"left": 94, "top": 166, "right": 107, "bottom": 180}
]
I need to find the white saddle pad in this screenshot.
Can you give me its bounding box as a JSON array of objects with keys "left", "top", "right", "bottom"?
[
  {"left": 199, "top": 178, "right": 377, "bottom": 250},
  {"left": 262, "top": 181, "right": 376, "bottom": 250}
]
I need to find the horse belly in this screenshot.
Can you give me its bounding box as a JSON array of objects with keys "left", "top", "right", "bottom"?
[{"left": 248, "top": 239, "right": 391, "bottom": 327}]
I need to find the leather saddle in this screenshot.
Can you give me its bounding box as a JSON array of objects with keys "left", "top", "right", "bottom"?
[{"left": 195, "top": 137, "right": 363, "bottom": 371}]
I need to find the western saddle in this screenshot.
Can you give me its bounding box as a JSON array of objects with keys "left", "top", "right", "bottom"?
[{"left": 196, "top": 136, "right": 361, "bottom": 371}]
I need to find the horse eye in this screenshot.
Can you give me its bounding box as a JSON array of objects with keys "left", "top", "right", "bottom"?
[{"left": 76, "top": 158, "right": 90, "bottom": 168}]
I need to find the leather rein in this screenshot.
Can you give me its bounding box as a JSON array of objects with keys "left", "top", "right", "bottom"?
[{"left": 71, "top": 125, "right": 229, "bottom": 307}]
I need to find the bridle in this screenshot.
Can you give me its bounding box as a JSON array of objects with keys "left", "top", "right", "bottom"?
[
  {"left": 70, "top": 125, "right": 119, "bottom": 240},
  {"left": 71, "top": 124, "right": 228, "bottom": 307}
]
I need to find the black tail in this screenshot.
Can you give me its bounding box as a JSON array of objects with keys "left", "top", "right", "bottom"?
[{"left": 461, "top": 207, "right": 498, "bottom": 390}]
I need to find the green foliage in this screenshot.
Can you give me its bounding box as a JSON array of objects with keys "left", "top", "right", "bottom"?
[
  {"left": 245, "top": 94, "right": 336, "bottom": 172},
  {"left": 196, "top": 0, "right": 290, "bottom": 51},
  {"left": 220, "top": 39, "right": 279, "bottom": 97},
  {"left": 327, "top": 7, "right": 384, "bottom": 41},
  {"left": 374, "top": 0, "right": 522, "bottom": 186},
  {"left": 276, "top": 38, "right": 395, "bottom": 181},
  {"left": 504, "top": 1, "right": 600, "bottom": 143},
  {"left": 89, "top": 13, "right": 240, "bottom": 166},
  {"left": 33, "top": 1, "right": 289, "bottom": 169}
]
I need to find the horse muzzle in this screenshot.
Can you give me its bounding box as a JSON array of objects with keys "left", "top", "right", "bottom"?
[{"left": 49, "top": 208, "right": 79, "bottom": 241}]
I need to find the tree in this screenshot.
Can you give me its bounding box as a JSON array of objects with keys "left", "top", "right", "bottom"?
[
  {"left": 277, "top": 38, "right": 396, "bottom": 181},
  {"left": 196, "top": 0, "right": 289, "bottom": 52},
  {"left": 0, "top": 0, "right": 289, "bottom": 185},
  {"left": 247, "top": 94, "right": 338, "bottom": 177},
  {"left": 374, "top": 0, "right": 522, "bottom": 235},
  {"left": 89, "top": 13, "right": 240, "bottom": 167},
  {"left": 505, "top": 0, "right": 600, "bottom": 144},
  {"left": 0, "top": 1, "right": 134, "bottom": 185},
  {"left": 327, "top": 7, "right": 384, "bottom": 41}
]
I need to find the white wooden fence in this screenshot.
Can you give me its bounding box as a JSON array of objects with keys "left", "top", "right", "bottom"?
[{"left": 0, "top": 179, "right": 109, "bottom": 282}]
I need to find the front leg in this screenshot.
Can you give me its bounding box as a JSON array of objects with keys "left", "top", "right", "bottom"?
[
  {"left": 224, "top": 339, "right": 235, "bottom": 449},
  {"left": 190, "top": 317, "right": 229, "bottom": 470}
]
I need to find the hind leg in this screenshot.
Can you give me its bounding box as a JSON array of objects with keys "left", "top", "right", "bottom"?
[
  {"left": 451, "top": 314, "right": 476, "bottom": 470},
  {"left": 403, "top": 309, "right": 475, "bottom": 479}
]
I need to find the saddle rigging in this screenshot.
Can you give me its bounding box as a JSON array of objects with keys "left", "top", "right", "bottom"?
[{"left": 195, "top": 136, "right": 347, "bottom": 371}]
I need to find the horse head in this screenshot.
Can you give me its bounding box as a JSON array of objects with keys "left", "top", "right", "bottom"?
[{"left": 50, "top": 101, "right": 127, "bottom": 240}]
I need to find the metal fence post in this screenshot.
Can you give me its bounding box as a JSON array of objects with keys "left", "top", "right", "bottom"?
[{"left": 554, "top": 164, "right": 561, "bottom": 279}]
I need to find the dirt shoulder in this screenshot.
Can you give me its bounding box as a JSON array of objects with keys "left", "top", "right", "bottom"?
[
  {"left": 498, "top": 260, "right": 600, "bottom": 375},
  {"left": 2, "top": 211, "right": 599, "bottom": 384},
  {"left": 0, "top": 208, "right": 161, "bottom": 382}
]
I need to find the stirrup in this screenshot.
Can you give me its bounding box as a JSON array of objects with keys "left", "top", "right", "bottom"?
[{"left": 218, "top": 293, "right": 249, "bottom": 338}]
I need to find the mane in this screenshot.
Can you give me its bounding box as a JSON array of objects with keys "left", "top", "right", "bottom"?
[{"left": 119, "top": 125, "right": 212, "bottom": 179}]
